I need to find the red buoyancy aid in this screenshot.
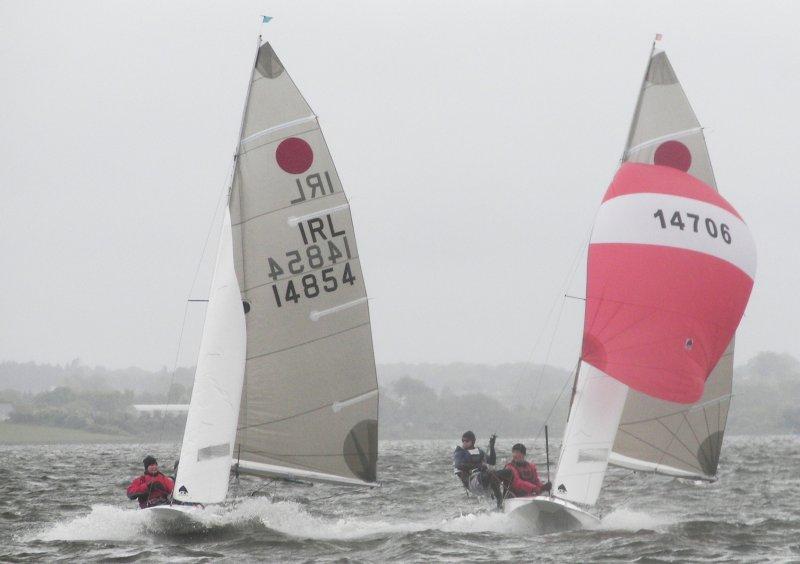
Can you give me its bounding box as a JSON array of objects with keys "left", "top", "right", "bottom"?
[
  {"left": 504, "top": 461, "right": 542, "bottom": 497},
  {"left": 126, "top": 472, "right": 175, "bottom": 508}
]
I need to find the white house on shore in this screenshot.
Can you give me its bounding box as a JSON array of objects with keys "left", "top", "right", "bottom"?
[{"left": 133, "top": 404, "right": 189, "bottom": 415}]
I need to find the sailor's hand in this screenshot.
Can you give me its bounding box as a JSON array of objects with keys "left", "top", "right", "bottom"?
[
  {"left": 488, "top": 434, "right": 497, "bottom": 447},
  {"left": 150, "top": 481, "right": 166, "bottom": 492},
  {"left": 541, "top": 481, "right": 552, "bottom": 493}
]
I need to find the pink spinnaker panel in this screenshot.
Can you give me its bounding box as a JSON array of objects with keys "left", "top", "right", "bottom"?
[{"left": 583, "top": 163, "right": 755, "bottom": 404}]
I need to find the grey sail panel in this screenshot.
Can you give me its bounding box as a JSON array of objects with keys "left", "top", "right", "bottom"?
[
  {"left": 611, "top": 46, "right": 732, "bottom": 479},
  {"left": 610, "top": 340, "right": 732, "bottom": 479},
  {"left": 624, "top": 50, "right": 716, "bottom": 189},
  {"left": 230, "top": 42, "right": 378, "bottom": 485}
]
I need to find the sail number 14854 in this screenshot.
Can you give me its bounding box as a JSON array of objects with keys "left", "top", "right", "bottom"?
[
  {"left": 271, "top": 263, "right": 357, "bottom": 307},
  {"left": 653, "top": 209, "right": 732, "bottom": 244}
]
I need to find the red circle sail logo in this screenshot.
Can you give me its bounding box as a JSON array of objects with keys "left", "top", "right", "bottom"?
[
  {"left": 276, "top": 137, "right": 314, "bottom": 174},
  {"left": 654, "top": 140, "right": 692, "bottom": 172}
]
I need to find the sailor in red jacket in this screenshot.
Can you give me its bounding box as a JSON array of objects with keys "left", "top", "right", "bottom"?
[
  {"left": 504, "top": 443, "right": 551, "bottom": 497},
  {"left": 126, "top": 455, "right": 174, "bottom": 508}
]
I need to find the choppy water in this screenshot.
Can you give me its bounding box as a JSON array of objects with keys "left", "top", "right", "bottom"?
[{"left": 1, "top": 436, "right": 799, "bottom": 562}]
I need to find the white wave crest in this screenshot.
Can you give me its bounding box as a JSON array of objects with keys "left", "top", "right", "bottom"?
[
  {"left": 439, "top": 510, "right": 528, "bottom": 535},
  {"left": 599, "top": 507, "right": 677, "bottom": 531},
  {"left": 33, "top": 499, "right": 527, "bottom": 543},
  {"left": 35, "top": 504, "right": 152, "bottom": 542}
]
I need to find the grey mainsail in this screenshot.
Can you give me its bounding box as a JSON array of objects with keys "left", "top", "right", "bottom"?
[
  {"left": 230, "top": 41, "right": 378, "bottom": 486},
  {"left": 609, "top": 45, "right": 732, "bottom": 480}
]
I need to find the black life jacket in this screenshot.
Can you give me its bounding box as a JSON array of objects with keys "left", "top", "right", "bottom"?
[{"left": 455, "top": 446, "right": 485, "bottom": 472}]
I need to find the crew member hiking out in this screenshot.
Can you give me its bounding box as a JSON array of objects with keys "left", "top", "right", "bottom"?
[
  {"left": 126, "top": 455, "right": 174, "bottom": 509},
  {"left": 453, "top": 431, "right": 509, "bottom": 509},
  {"left": 503, "top": 443, "right": 551, "bottom": 498}
]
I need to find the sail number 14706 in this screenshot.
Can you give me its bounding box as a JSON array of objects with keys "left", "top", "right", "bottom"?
[{"left": 653, "top": 209, "right": 732, "bottom": 244}]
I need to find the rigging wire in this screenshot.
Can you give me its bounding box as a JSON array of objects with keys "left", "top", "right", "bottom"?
[
  {"left": 513, "top": 223, "right": 593, "bottom": 442},
  {"left": 156, "top": 169, "right": 235, "bottom": 444}
]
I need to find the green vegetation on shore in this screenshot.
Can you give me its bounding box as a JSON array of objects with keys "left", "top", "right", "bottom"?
[
  {"left": 0, "top": 351, "right": 798, "bottom": 443},
  {"left": 0, "top": 422, "right": 128, "bottom": 445}
]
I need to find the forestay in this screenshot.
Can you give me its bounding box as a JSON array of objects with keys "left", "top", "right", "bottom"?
[
  {"left": 230, "top": 42, "right": 379, "bottom": 486},
  {"left": 174, "top": 209, "right": 247, "bottom": 504},
  {"left": 609, "top": 47, "right": 743, "bottom": 479}
]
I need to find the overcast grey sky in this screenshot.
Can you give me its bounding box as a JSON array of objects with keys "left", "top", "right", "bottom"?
[{"left": 1, "top": 0, "right": 797, "bottom": 371}]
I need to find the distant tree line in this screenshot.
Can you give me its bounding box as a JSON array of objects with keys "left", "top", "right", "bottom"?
[
  {"left": 3, "top": 384, "right": 188, "bottom": 438},
  {"left": 1, "top": 352, "right": 799, "bottom": 439}
]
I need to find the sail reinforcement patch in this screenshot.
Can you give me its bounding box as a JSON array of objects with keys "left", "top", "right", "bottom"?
[
  {"left": 343, "top": 419, "right": 378, "bottom": 482},
  {"left": 577, "top": 448, "right": 609, "bottom": 463},
  {"left": 197, "top": 442, "right": 231, "bottom": 461},
  {"left": 256, "top": 43, "right": 285, "bottom": 79}
]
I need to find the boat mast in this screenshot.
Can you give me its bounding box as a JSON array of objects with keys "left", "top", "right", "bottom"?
[
  {"left": 620, "top": 36, "right": 658, "bottom": 162},
  {"left": 229, "top": 34, "right": 263, "bottom": 204},
  {"left": 227, "top": 34, "right": 262, "bottom": 472}
]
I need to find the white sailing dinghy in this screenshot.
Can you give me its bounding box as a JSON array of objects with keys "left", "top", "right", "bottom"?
[
  {"left": 148, "top": 38, "right": 379, "bottom": 524},
  {"left": 505, "top": 40, "right": 756, "bottom": 532}
]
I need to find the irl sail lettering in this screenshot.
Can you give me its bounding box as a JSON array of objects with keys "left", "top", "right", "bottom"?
[
  {"left": 291, "top": 171, "right": 335, "bottom": 205},
  {"left": 267, "top": 212, "right": 357, "bottom": 308},
  {"left": 297, "top": 214, "right": 345, "bottom": 245}
]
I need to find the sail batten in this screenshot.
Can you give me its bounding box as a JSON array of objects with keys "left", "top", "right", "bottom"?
[
  {"left": 625, "top": 126, "right": 703, "bottom": 156},
  {"left": 241, "top": 115, "right": 317, "bottom": 145}
]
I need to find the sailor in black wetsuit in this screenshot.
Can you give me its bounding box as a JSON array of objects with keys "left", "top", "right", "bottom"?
[{"left": 452, "top": 431, "right": 509, "bottom": 508}]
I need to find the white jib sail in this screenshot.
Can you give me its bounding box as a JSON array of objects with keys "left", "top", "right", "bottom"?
[
  {"left": 174, "top": 207, "right": 246, "bottom": 504},
  {"left": 553, "top": 362, "right": 628, "bottom": 507}
]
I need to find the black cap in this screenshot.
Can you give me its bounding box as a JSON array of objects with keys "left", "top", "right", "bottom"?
[
  {"left": 511, "top": 443, "right": 526, "bottom": 455},
  {"left": 461, "top": 430, "right": 476, "bottom": 442},
  {"left": 143, "top": 455, "right": 157, "bottom": 470}
]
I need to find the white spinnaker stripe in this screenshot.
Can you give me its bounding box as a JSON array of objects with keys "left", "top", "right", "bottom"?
[{"left": 592, "top": 193, "right": 756, "bottom": 279}]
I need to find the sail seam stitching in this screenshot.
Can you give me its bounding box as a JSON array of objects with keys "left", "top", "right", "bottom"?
[
  {"left": 237, "top": 387, "right": 377, "bottom": 431},
  {"left": 232, "top": 192, "right": 340, "bottom": 228},
  {"left": 617, "top": 427, "right": 704, "bottom": 474},
  {"left": 245, "top": 321, "right": 370, "bottom": 361},
  {"left": 618, "top": 394, "right": 732, "bottom": 425},
  {"left": 241, "top": 255, "right": 361, "bottom": 292}
]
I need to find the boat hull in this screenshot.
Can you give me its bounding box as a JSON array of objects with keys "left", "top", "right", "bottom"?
[
  {"left": 146, "top": 504, "right": 206, "bottom": 528},
  {"left": 503, "top": 496, "right": 599, "bottom": 532}
]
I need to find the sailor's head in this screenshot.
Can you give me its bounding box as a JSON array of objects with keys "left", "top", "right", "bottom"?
[
  {"left": 461, "top": 431, "right": 476, "bottom": 449},
  {"left": 143, "top": 455, "right": 158, "bottom": 474},
  {"left": 511, "top": 443, "right": 527, "bottom": 462}
]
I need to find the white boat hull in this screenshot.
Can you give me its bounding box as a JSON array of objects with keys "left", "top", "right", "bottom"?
[
  {"left": 503, "top": 495, "right": 599, "bottom": 532},
  {"left": 146, "top": 504, "right": 206, "bottom": 528}
]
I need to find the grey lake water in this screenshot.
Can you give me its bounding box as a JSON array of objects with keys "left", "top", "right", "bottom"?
[{"left": 1, "top": 436, "right": 799, "bottom": 562}]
